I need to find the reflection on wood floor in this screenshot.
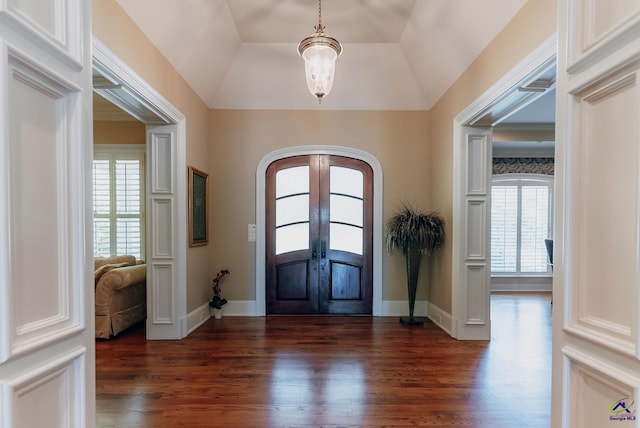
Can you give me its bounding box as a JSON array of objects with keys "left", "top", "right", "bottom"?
[{"left": 96, "top": 292, "right": 551, "bottom": 427}]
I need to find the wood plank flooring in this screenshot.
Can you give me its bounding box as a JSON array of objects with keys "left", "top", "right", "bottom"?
[{"left": 96, "top": 293, "right": 551, "bottom": 427}]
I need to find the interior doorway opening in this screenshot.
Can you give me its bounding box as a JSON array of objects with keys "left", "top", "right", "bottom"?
[
  {"left": 452, "top": 35, "right": 557, "bottom": 340},
  {"left": 92, "top": 38, "right": 188, "bottom": 340}
]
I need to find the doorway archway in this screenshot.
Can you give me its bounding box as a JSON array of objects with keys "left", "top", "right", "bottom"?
[
  {"left": 451, "top": 35, "right": 557, "bottom": 339},
  {"left": 256, "top": 146, "right": 383, "bottom": 316},
  {"left": 92, "top": 38, "right": 188, "bottom": 340}
]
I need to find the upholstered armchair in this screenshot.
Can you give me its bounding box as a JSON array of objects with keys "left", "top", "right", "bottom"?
[{"left": 94, "top": 255, "right": 146, "bottom": 339}]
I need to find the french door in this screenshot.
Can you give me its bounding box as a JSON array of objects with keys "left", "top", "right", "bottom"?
[{"left": 266, "top": 155, "right": 373, "bottom": 314}]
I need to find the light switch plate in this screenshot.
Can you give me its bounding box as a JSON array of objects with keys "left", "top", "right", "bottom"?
[{"left": 248, "top": 224, "right": 256, "bottom": 242}]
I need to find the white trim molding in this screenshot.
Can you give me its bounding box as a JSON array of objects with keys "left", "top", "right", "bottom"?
[
  {"left": 491, "top": 277, "right": 552, "bottom": 292},
  {"left": 427, "top": 301, "right": 454, "bottom": 337}
]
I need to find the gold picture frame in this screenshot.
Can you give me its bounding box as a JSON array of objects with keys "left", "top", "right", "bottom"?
[{"left": 188, "top": 166, "right": 208, "bottom": 247}]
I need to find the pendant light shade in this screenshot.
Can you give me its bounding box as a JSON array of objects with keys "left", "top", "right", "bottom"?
[{"left": 297, "top": 0, "right": 342, "bottom": 103}]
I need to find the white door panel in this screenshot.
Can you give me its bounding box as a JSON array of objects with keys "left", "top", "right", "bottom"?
[
  {"left": 3, "top": 47, "right": 83, "bottom": 359},
  {"left": 554, "top": 0, "right": 640, "bottom": 426},
  {"left": 0, "top": 0, "right": 93, "bottom": 427}
]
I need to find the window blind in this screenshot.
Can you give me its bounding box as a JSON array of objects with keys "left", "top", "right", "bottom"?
[
  {"left": 93, "top": 153, "right": 144, "bottom": 260},
  {"left": 491, "top": 186, "right": 518, "bottom": 273}
]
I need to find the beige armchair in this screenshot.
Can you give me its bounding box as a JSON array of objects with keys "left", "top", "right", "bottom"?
[{"left": 94, "top": 255, "right": 146, "bottom": 339}]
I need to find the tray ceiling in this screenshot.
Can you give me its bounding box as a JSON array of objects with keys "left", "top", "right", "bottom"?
[{"left": 114, "top": 0, "right": 530, "bottom": 111}]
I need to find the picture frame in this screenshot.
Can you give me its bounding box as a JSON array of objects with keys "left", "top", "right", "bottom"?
[{"left": 188, "top": 166, "right": 209, "bottom": 247}]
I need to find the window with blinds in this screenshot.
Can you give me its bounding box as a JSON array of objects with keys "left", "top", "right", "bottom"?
[
  {"left": 491, "top": 175, "right": 552, "bottom": 275},
  {"left": 93, "top": 146, "right": 145, "bottom": 260}
]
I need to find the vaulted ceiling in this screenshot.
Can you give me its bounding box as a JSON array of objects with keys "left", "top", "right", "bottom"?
[{"left": 115, "top": 0, "right": 530, "bottom": 111}]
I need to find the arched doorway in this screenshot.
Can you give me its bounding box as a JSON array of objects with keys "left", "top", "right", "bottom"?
[
  {"left": 256, "top": 146, "right": 383, "bottom": 316},
  {"left": 266, "top": 154, "right": 373, "bottom": 314}
]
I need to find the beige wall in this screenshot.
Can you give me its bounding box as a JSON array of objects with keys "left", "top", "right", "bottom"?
[
  {"left": 93, "top": 120, "right": 145, "bottom": 145},
  {"left": 93, "top": 0, "right": 557, "bottom": 317},
  {"left": 209, "top": 109, "right": 432, "bottom": 303},
  {"left": 428, "top": 0, "right": 558, "bottom": 312},
  {"left": 92, "top": 1, "right": 434, "bottom": 313},
  {"left": 93, "top": 0, "right": 211, "bottom": 311}
]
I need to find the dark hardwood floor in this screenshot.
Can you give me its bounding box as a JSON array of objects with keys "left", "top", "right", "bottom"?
[{"left": 96, "top": 293, "right": 551, "bottom": 427}]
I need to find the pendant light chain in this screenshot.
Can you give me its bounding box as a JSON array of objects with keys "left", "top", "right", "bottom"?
[{"left": 316, "top": 0, "right": 325, "bottom": 33}]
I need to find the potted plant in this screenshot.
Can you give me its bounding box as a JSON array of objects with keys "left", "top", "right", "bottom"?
[
  {"left": 386, "top": 205, "right": 445, "bottom": 325},
  {"left": 209, "top": 269, "right": 230, "bottom": 319}
]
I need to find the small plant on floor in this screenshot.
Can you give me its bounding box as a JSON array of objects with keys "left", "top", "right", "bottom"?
[{"left": 209, "top": 269, "right": 230, "bottom": 310}]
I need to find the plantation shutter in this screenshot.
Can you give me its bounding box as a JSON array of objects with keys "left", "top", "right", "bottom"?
[
  {"left": 93, "top": 160, "right": 111, "bottom": 258},
  {"left": 491, "top": 186, "right": 518, "bottom": 272},
  {"left": 93, "top": 149, "right": 144, "bottom": 259},
  {"left": 115, "top": 160, "right": 142, "bottom": 257},
  {"left": 520, "top": 185, "right": 549, "bottom": 273},
  {"left": 490, "top": 176, "right": 551, "bottom": 275}
]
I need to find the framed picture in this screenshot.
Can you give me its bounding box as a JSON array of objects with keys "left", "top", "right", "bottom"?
[{"left": 188, "top": 166, "right": 208, "bottom": 247}]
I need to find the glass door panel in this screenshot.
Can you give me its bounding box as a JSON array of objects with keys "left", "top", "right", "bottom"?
[
  {"left": 329, "top": 166, "right": 363, "bottom": 254},
  {"left": 330, "top": 195, "right": 363, "bottom": 226},
  {"left": 276, "top": 166, "right": 309, "bottom": 197},
  {"left": 276, "top": 223, "right": 309, "bottom": 255},
  {"left": 330, "top": 223, "right": 363, "bottom": 255},
  {"left": 330, "top": 166, "right": 363, "bottom": 197},
  {"left": 275, "top": 166, "right": 310, "bottom": 255},
  {"left": 276, "top": 195, "right": 309, "bottom": 226}
]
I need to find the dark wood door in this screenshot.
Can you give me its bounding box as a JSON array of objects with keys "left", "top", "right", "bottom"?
[{"left": 266, "top": 155, "right": 373, "bottom": 314}]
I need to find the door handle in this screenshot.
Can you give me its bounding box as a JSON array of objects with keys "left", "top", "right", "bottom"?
[
  {"left": 312, "top": 239, "right": 318, "bottom": 260},
  {"left": 321, "top": 240, "right": 326, "bottom": 259}
]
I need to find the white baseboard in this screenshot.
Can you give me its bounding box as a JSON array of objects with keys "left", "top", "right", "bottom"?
[
  {"left": 184, "top": 300, "right": 258, "bottom": 337},
  {"left": 223, "top": 300, "right": 257, "bottom": 316},
  {"left": 186, "top": 299, "right": 454, "bottom": 339},
  {"left": 185, "top": 302, "right": 211, "bottom": 336},
  {"left": 204, "top": 300, "right": 435, "bottom": 317},
  {"left": 426, "top": 301, "right": 454, "bottom": 337},
  {"left": 491, "top": 276, "right": 552, "bottom": 292},
  {"left": 381, "top": 300, "right": 428, "bottom": 317},
  {"left": 373, "top": 300, "right": 455, "bottom": 338}
]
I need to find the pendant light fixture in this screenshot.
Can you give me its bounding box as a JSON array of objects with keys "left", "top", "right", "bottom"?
[{"left": 297, "top": 0, "right": 342, "bottom": 103}]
